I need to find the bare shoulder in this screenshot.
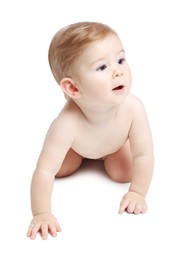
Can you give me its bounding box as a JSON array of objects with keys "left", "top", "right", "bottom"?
[
  {"left": 47, "top": 101, "right": 81, "bottom": 139},
  {"left": 127, "top": 93, "right": 145, "bottom": 107},
  {"left": 58, "top": 101, "right": 81, "bottom": 123},
  {"left": 127, "top": 94, "right": 153, "bottom": 156},
  {"left": 127, "top": 94, "right": 151, "bottom": 139},
  {"left": 126, "top": 93, "right": 147, "bottom": 116}
]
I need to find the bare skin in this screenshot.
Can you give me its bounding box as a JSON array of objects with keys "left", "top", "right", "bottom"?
[{"left": 27, "top": 34, "right": 154, "bottom": 240}]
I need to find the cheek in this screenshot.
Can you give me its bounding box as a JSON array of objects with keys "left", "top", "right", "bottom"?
[
  {"left": 85, "top": 75, "right": 106, "bottom": 88},
  {"left": 125, "top": 70, "right": 132, "bottom": 86},
  {"left": 77, "top": 72, "right": 110, "bottom": 96},
  {"left": 92, "top": 75, "right": 110, "bottom": 90}
]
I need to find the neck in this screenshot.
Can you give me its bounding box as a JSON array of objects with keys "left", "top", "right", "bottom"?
[{"left": 74, "top": 101, "right": 121, "bottom": 124}]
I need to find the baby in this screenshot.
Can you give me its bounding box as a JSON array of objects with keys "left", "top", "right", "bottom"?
[{"left": 27, "top": 22, "right": 154, "bottom": 240}]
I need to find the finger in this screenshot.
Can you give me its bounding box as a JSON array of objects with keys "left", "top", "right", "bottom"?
[
  {"left": 30, "top": 224, "right": 41, "bottom": 240},
  {"left": 141, "top": 203, "right": 148, "bottom": 213},
  {"left": 118, "top": 199, "right": 129, "bottom": 214},
  {"left": 133, "top": 203, "right": 142, "bottom": 214},
  {"left": 126, "top": 201, "right": 136, "bottom": 213},
  {"left": 49, "top": 224, "right": 57, "bottom": 237},
  {"left": 56, "top": 222, "right": 62, "bottom": 232},
  {"left": 41, "top": 224, "right": 48, "bottom": 240},
  {"left": 27, "top": 224, "right": 33, "bottom": 237}
]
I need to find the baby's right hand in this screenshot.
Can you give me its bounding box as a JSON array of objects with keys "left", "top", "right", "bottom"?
[{"left": 27, "top": 212, "right": 61, "bottom": 240}]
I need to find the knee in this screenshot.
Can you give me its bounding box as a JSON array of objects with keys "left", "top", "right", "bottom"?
[
  {"left": 104, "top": 163, "right": 132, "bottom": 183},
  {"left": 55, "top": 159, "right": 83, "bottom": 178},
  {"left": 55, "top": 168, "right": 73, "bottom": 178},
  {"left": 109, "top": 172, "right": 131, "bottom": 183},
  {"left": 55, "top": 149, "right": 83, "bottom": 178}
]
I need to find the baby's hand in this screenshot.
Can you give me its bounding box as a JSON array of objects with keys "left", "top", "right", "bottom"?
[
  {"left": 118, "top": 191, "right": 148, "bottom": 214},
  {"left": 27, "top": 213, "right": 61, "bottom": 240}
]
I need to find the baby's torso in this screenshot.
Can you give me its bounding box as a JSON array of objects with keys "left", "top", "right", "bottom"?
[
  {"left": 68, "top": 98, "right": 133, "bottom": 159},
  {"left": 72, "top": 120, "right": 130, "bottom": 159}
]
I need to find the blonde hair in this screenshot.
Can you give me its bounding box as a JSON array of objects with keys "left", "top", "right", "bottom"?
[{"left": 48, "top": 22, "right": 117, "bottom": 84}]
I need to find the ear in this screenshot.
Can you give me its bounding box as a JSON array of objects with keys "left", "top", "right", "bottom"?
[{"left": 60, "top": 78, "right": 81, "bottom": 99}]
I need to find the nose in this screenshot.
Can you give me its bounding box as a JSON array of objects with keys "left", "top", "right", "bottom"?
[{"left": 112, "top": 68, "right": 123, "bottom": 79}]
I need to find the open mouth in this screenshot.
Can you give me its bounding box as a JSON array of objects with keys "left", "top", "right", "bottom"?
[{"left": 112, "top": 85, "right": 125, "bottom": 91}]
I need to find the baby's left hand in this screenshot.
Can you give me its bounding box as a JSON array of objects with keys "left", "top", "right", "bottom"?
[{"left": 118, "top": 191, "right": 148, "bottom": 214}]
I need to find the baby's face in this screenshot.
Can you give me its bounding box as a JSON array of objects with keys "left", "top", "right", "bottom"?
[{"left": 72, "top": 34, "right": 132, "bottom": 107}]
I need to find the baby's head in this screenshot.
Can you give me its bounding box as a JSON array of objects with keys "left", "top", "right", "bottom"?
[{"left": 48, "top": 22, "right": 117, "bottom": 85}]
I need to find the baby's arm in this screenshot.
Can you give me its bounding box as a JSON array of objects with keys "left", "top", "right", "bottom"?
[
  {"left": 119, "top": 98, "right": 154, "bottom": 214},
  {"left": 27, "top": 116, "right": 74, "bottom": 239}
]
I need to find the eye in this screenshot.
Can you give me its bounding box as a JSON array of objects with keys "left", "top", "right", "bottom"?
[
  {"left": 97, "top": 64, "right": 107, "bottom": 71},
  {"left": 118, "top": 58, "right": 126, "bottom": 64}
]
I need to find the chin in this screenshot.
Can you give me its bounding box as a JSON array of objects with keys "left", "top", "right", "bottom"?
[{"left": 110, "top": 96, "right": 127, "bottom": 106}]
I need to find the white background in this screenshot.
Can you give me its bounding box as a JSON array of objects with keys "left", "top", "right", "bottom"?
[{"left": 0, "top": 0, "right": 190, "bottom": 259}]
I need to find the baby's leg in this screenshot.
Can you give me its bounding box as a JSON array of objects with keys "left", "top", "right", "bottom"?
[
  {"left": 104, "top": 141, "right": 132, "bottom": 183},
  {"left": 55, "top": 148, "right": 83, "bottom": 178}
]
